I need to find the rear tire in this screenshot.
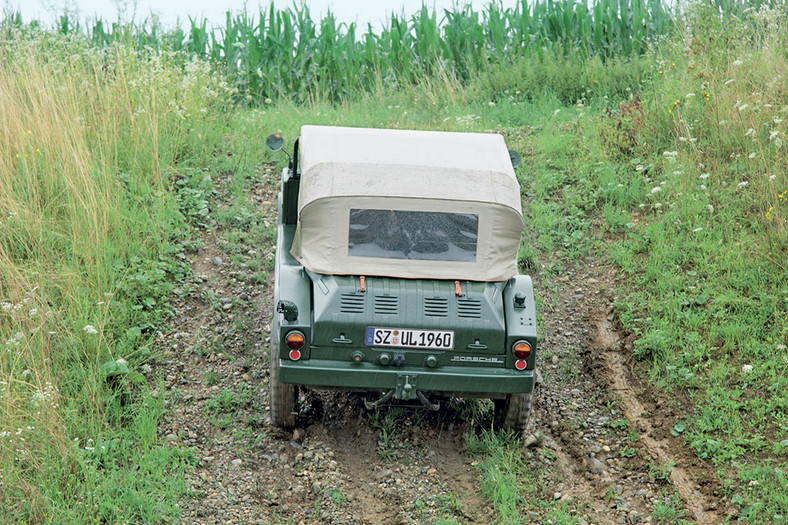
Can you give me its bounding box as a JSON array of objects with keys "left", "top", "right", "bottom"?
[
  {"left": 269, "top": 343, "right": 297, "bottom": 428},
  {"left": 494, "top": 390, "right": 534, "bottom": 433}
]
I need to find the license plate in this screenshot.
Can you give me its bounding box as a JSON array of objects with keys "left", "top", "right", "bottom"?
[{"left": 365, "top": 327, "right": 454, "bottom": 350}]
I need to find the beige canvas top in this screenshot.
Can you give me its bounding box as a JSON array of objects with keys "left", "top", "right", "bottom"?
[{"left": 291, "top": 125, "right": 524, "bottom": 281}]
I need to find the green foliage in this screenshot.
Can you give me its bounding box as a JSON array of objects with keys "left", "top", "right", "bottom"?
[{"left": 6, "top": 1, "right": 674, "bottom": 103}]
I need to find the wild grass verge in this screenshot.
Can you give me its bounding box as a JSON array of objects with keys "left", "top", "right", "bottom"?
[
  {"left": 0, "top": 30, "right": 228, "bottom": 522},
  {"left": 594, "top": 4, "right": 788, "bottom": 520}
]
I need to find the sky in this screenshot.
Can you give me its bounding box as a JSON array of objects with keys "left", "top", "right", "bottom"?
[{"left": 11, "top": 1, "right": 517, "bottom": 30}]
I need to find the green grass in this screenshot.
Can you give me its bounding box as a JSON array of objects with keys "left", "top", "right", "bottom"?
[
  {"left": 2, "top": 1, "right": 787, "bottom": 522},
  {"left": 0, "top": 29, "right": 227, "bottom": 523}
]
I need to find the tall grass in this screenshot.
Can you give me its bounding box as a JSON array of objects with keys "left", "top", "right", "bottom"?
[
  {"left": 8, "top": 0, "right": 675, "bottom": 102},
  {"left": 596, "top": 3, "right": 788, "bottom": 519},
  {"left": 0, "top": 29, "right": 228, "bottom": 522}
]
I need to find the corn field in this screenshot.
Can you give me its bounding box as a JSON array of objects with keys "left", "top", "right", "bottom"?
[{"left": 3, "top": 0, "right": 679, "bottom": 102}]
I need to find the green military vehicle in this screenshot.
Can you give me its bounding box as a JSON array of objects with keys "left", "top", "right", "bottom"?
[{"left": 267, "top": 125, "right": 537, "bottom": 431}]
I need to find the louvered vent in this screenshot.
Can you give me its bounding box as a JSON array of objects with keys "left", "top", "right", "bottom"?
[
  {"left": 373, "top": 295, "right": 398, "bottom": 315},
  {"left": 424, "top": 297, "right": 448, "bottom": 317},
  {"left": 340, "top": 293, "right": 365, "bottom": 314},
  {"left": 458, "top": 299, "right": 482, "bottom": 319}
]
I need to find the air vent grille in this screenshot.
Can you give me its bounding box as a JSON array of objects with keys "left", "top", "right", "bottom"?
[
  {"left": 374, "top": 295, "right": 398, "bottom": 315},
  {"left": 458, "top": 299, "right": 482, "bottom": 319},
  {"left": 424, "top": 297, "right": 448, "bottom": 317},
  {"left": 340, "top": 293, "right": 365, "bottom": 314}
]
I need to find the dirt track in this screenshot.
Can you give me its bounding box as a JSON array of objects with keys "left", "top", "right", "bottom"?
[{"left": 154, "top": 166, "right": 728, "bottom": 524}]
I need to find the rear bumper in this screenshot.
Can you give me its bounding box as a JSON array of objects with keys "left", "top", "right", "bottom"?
[{"left": 279, "top": 359, "right": 534, "bottom": 396}]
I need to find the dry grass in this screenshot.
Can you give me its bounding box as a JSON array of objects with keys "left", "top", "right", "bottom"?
[{"left": 0, "top": 30, "right": 227, "bottom": 521}]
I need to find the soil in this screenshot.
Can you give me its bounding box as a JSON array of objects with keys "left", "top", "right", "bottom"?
[{"left": 153, "top": 165, "right": 729, "bottom": 524}]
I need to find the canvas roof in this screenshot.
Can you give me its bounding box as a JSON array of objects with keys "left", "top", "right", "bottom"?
[
  {"left": 290, "top": 125, "right": 524, "bottom": 281},
  {"left": 297, "top": 125, "right": 523, "bottom": 215}
]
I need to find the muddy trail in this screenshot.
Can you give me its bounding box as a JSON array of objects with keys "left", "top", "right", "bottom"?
[{"left": 154, "top": 166, "right": 728, "bottom": 524}]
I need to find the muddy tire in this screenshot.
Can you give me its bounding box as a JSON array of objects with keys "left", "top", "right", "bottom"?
[
  {"left": 494, "top": 390, "right": 534, "bottom": 433},
  {"left": 269, "top": 343, "right": 297, "bottom": 428}
]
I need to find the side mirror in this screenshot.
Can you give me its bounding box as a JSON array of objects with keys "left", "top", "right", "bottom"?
[
  {"left": 509, "top": 150, "right": 522, "bottom": 169},
  {"left": 266, "top": 133, "right": 285, "bottom": 152}
]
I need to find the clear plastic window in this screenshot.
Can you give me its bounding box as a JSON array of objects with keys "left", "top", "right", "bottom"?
[{"left": 348, "top": 209, "right": 478, "bottom": 262}]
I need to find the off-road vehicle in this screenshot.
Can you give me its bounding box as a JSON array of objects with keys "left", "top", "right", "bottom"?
[{"left": 267, "top": 125, "right": 537, "bottom": 431}]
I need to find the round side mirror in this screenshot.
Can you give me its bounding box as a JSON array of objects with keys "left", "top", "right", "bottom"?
[
  {"left": 266, "top": 133, "right": 285, "bottom": 152},
  {"left": 509, "top": 150, "right": 522, "bottom": 169}
]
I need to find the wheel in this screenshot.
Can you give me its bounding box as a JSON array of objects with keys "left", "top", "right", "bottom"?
[
  {"left": 494, "top": 390, "right": 534, "bottom": 433},
  {"left": 269, "top": 342, "right": 297, "bottom": 427}
]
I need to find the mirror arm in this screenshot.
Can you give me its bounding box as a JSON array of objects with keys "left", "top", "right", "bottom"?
[{"left": 292, "top": 137, "right": 300, "bottom": 177}]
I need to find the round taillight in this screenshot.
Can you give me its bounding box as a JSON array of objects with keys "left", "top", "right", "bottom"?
[
  {"left": 289, "top": 349, "right": 302, "bottom": 361},
  {"left": 286, "top": 331, "right": 305, "bottom": 350},
  {"left": 513, "top": 340, "right": 532, "bottom": 360},
  {"left": 515, "top": 359, "right": 527, "bottom": 370}
]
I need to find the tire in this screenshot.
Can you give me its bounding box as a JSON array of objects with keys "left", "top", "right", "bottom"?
[
  {"left": 494, "top": 390, "right": 534, "bottom": 433},
  {"left": 269, "top": 343, "right": 297, "bottom": 428}
]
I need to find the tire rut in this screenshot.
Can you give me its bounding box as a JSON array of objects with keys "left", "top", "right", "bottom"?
[
  {"left": 592, "top": 314, "right": 727, "bottom": 525},
  {"left": 530, "top": 260, "right": 728, "bottom": 524}
]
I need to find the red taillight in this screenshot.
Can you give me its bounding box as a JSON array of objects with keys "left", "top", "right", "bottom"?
[
  {"left": 286, "top": 331, "right": 305, "bottom": 350},
  {"left": 515, "top": 359, "right": 527, "bottom": 370},
  {"left": 513, "top": 340, "right": 532, "bottom": 360},
  {"left": 289, "top": 349, "right": 302, "bottom": 361}
]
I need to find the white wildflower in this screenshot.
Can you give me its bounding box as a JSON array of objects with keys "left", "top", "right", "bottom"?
[
  {"left": 83, "top": 325, "right": 98, "bottom": 335},
  {"left": 692, "top": 227, "right": 704, "bottom": 232},
  {"left": 29, "top": 309, "right": 37, "bottom": 317},
  {"left": 777, "top": 344, "right": 787, "bottom": 351},
  {"left": 738, "top": 181, "right": 749, "bottom": 188},
  {"left": 685, "top": 93, "right": 696, "bottom": 98},
  {"left": 749, "top": 152, "right": 757, "bottom": 159},
  {"left": 700, "top": 173, "right": 710, "bottom": 179},
  {"left": 770, "top": 131, "right": 780, "bottom": 141},
  {"left": 742, "top": 364, "right": 753, "bottom": 373},
  {"left": 769, "top": 174, "right": 777, "bottom": 181},
  {"left": 679, "top": 136, "right": 688, "bottom": 142},
  {"left": 21, "top": 369, "right": 31, "bottom": 376},
  {"left": 553, "top": 109, "right": 560, "bottom": 116},
  {"left": 116, "top": 358, "right": 127, "bottom": 366},
  {"left": 699, "top": 184, "right": 707, "bottom": 190},
  {"left": 488, "top": 101, "right": 496, "bottom": 107},
  {"left": 1, "top": 302, "right": 11, "bottom": 310},
  {"left": 635, "top": 165, "right": 644, "bottom": 172},
  {"left": 654, "top": 203, "right": 663, "bottom": 209},
  {"left": 733, "top": 59, "right": 743, "bottom": 66},
  {"left": 724, "top": 78, "right": 735, "bottom": 86},
  {"left": 708, "top": 205, "right": 714, "bottom": 213},
  {"left": 745, "top": 128, "right": 755, "bottom": 137},
  {"left": 673, "top": 171, "right": 683, "bottom": 175},
  {"left": 774, "top": 118, "right": 784, "bottom": 124},
  {"left": 738, "top": 103, "right": 749, "bottom": 112},
  {"left": 662, "top": 151, "right": 678, "bottom": 158},
  {"left": 651, "top": 187, "right": 662, "bottom": 194}
]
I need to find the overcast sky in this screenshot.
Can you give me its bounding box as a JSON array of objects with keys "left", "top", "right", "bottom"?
[{"left": 11, "top": 1, "right": 517, "bottom": 30}]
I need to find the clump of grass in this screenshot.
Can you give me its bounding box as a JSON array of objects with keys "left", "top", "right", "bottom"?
[{"left": 0, "top": 29, "right": 227, "bottom": 522}]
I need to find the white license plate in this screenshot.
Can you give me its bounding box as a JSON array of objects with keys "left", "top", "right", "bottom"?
[{"left": 365, "top": 327, "right": 454, "bottom": 350}]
